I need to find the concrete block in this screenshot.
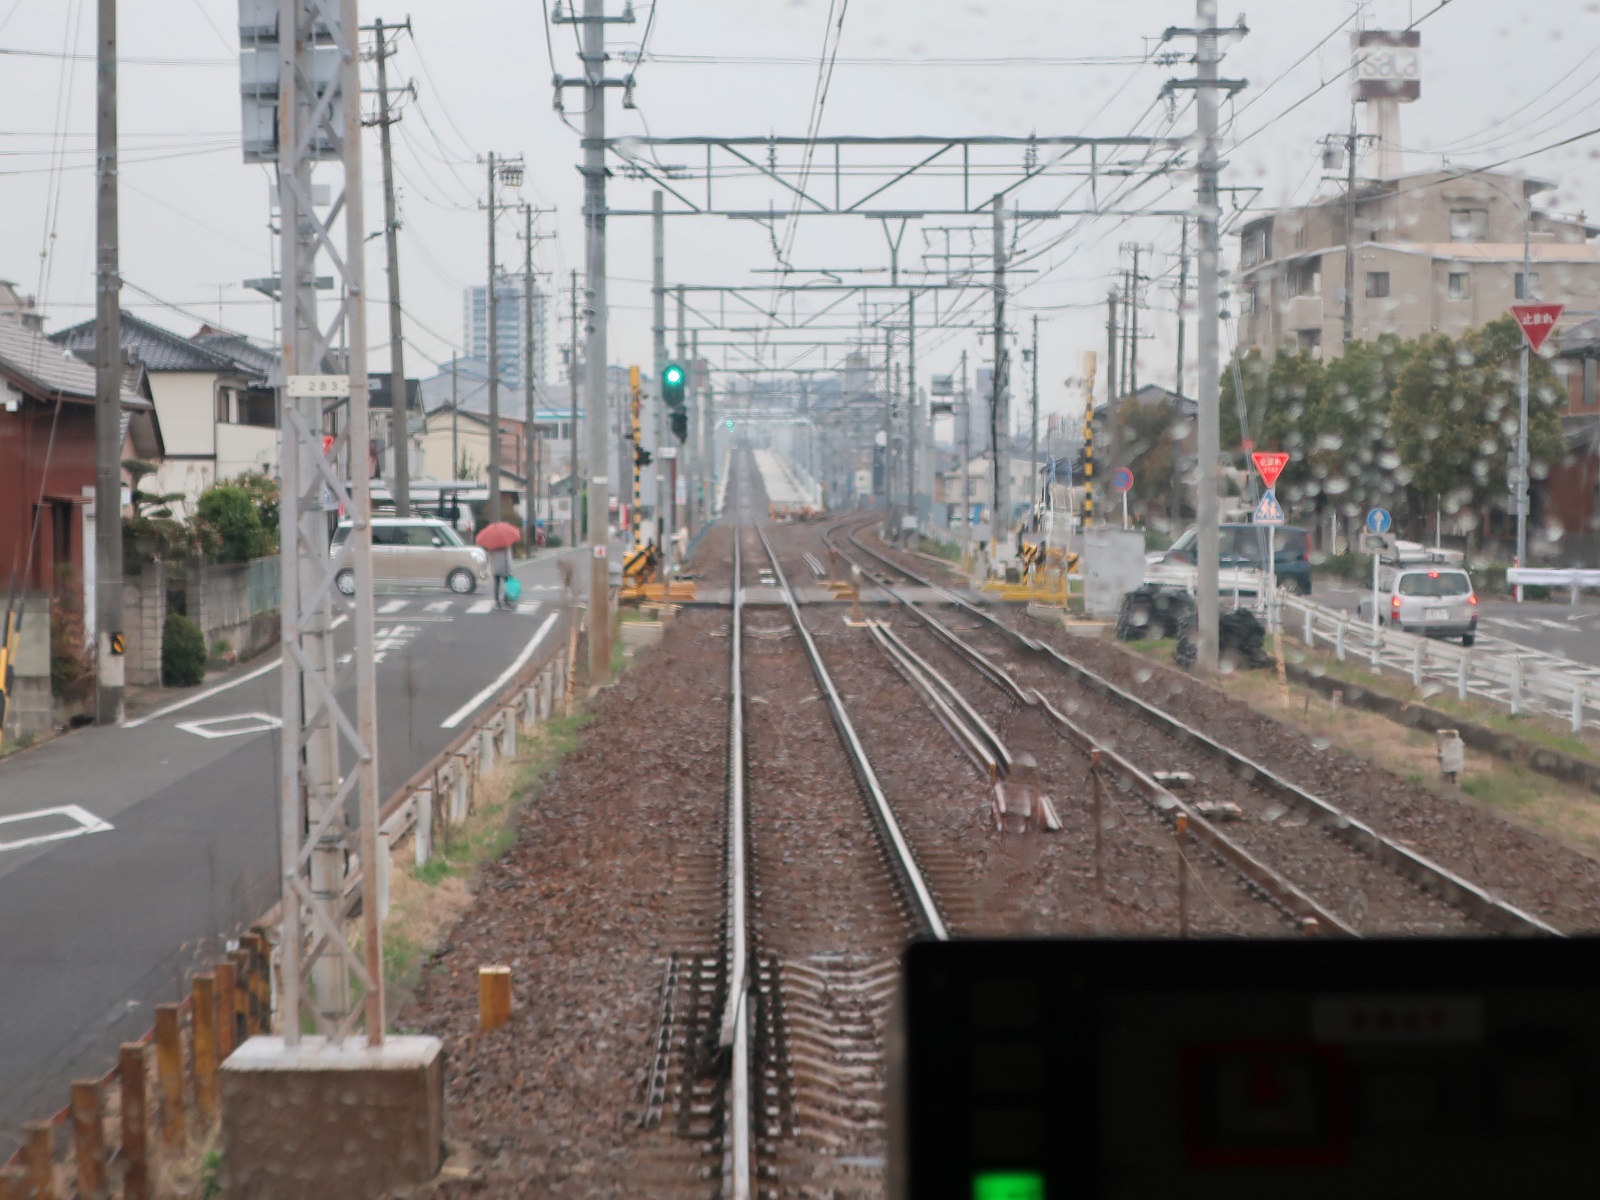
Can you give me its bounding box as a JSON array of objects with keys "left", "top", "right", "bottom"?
[{"left": 220, "top": 1035, "right": 444, "bottom": 1200}]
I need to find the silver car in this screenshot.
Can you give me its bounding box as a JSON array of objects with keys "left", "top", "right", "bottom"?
[
  {"left": 331, "top": 518, "right": 489, "bottom": 595},
  {"left": 1358, "top": 566, "right": 1479, "bottom": 645}
]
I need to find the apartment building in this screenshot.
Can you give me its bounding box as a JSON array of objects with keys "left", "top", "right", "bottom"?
[{"left": 1236, "top": 169, "right": 1600, "bottom": 359}]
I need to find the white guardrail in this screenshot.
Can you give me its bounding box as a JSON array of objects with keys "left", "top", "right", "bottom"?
[
  {"left": 1278, "top": 593, "right": 1600, "bottom": 734},
  {"left": 1508, "top": 568, "right": 1600, "bottom": 603}
]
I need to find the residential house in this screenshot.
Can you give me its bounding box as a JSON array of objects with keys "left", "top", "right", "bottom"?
[
  {"left": 52, "top": 312, "right": 276, "bottom": 512},
  {"left": 0, "top": 312, "right": 161, "bottom": 600},
  {"left": 1236, "top": 168, "right": 1600, "bottom": 359}
]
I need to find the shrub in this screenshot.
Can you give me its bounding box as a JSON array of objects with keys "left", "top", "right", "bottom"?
[
  {"left": 162, "top": 612, "right": 207, "bottom": 687},
  {"left": 196, "top": 485, "right": 271, "bottom": 562}
]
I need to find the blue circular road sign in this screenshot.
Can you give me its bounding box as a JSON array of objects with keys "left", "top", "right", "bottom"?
[
  {"left": 1111, "top": 466, "right": 1134, "bottom": 493},
  {"left": 1366, "top": 507, "right": 1392, "bottom": 534}
]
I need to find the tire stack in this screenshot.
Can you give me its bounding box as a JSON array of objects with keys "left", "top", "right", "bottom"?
[{"left": 1173, "top": 608, "right": 1271, "bottom": 671}]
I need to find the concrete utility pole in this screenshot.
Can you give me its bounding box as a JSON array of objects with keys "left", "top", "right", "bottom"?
[
  {"left": 1194, "top": 0, "right": 1225, "bottom": 673},
  {"left": 651, "top": 193, "right": 668, "bottom": 573},
  {"left": 959, "top": 349, "right": 971, "bottom": 567},
  {"left": 450, "top": 352, "right": 458, "bottom": 478},
  {"left": 371, "top": 15, "right": 412, "bottom": 517},
  {"left": 485, "top": 153, "right": 501, "bottom": 522},
  {"left": 513, "top": 202, "right": 554, "bottom": 542},
  {"left": 1175, "top": 218, "right": 1189, "bottom": 400},
  {"left": 1127, "top": 245, "right": 1141, "bottom": 402},
  {"left": 906, "top": 290, "right": 917, "bottom": 531},
  {"left": 990, "top": 195, "right": 1010, "bottom": 557},
  {"left": 1342, "top": 107, "right": 1358, "bottom": 346},
  {"left": 580, "top": 0, "right": 613, "bottom": 681},
  {"left": 568, "top": 268, "right": 580, "bottom": 547},
  {"left": 1516, "top": 198, "right": 1532, "bottom": 582},
  {"left": 693, "top": 328, "right": 705, "bottom": 530},
  {"left": 1029, "top": 313, "right": 1040, "bottom": 525},
  {"left": 93, "top": 0, "right": 123, "bottom": 726},
  {"left": 675, "top": 283, "right": 686, "bottom": 546},
  {"left": 1105, "top": 290, "right": 1118, "bottom": 529}
]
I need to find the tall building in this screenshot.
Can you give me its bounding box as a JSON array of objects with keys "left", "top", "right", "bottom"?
[{"left": 464, "top": 273, "right": 547, "bottom": 390}]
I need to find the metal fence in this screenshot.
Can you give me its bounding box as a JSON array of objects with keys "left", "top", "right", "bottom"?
[
  {"left": 246, "top": 556, "right": 280, "bottom": 616},
  {"left": 1279, "top": 593, "right": 1600, "bottom": 734}
]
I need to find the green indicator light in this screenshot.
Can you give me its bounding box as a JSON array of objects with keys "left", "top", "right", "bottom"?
[{"left": 973, "top": 1171, "right": 1045, "bottom": 1200}]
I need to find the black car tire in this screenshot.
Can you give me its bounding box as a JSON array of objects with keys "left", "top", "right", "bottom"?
[
  {"left": 1462, "top": 633, "right": 1475, "bottom": 647},
  {"left": 447, "top": 568, "right": 477, "bottom": 594}
]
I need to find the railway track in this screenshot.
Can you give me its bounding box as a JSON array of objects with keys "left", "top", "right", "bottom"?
[
  {"left": 822, "top": 517, "right": 1562, "bottom": 940},
  {"left": 716, "top": 461, "right": 944, "bottom": 1199}
]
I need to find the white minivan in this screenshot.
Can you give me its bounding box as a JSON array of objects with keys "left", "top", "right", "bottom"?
[
  {"left": 1357, "top": 566, "right": 1479, "bottom": 645},
  {"left": 330, "top": 518, "right": 489, "bottom": 594}
]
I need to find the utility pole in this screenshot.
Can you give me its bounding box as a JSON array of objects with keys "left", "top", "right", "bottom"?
[
  {"left": 484, "top": 153, "right": 501, "bottom": 522},
  {"left": 906, "top": 290, "right": 917, "bottom": 533},
  {"left": 990, "top": 195, "right": 1010, "bottom": 558},
  {"left": 959, "top": 349, "right": 971, "bottom": 568},
  {"left": 1175, "top": 218, "right": 1189, "bottom": 399},
  {"left": 1029, "top": 313, "right": 1040, "bottom": 525},
  {"left": 93, "top": 0, "right": 123, "bottom": 726},
  {"left": 267, "top": 0, "right": 384, "bottom": 1043},
  {"left": 1128, "top": 245, "right": 1141, "bottom": 401},
  {"left": 651, "top": 192, "right": 668, "bottom": 575},
  {"left": 450, "top": 352, "right": 458, "bottom": 478},
  {"left": 1194, "top": 0, "right": 1231, "bottom": 672},
  {"left": 522, "top": 203, "right": 544, "bottom": 544},
  {"left": 1105, "top": 290, "right": 1118, "bottom": 530},
  {"left": 369, "top": 15, "right": 413, "bottom": 516},
  {"left": 675, "top": 282, "right": 686, "bottom": 548},
  {"left": 1342, "top": 108, "right": 1359, "bottom": 346},
  {"left": 568, "top": 268, "right": 580, "bottom": 547}
]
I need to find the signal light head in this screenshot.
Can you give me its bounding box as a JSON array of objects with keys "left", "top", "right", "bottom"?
[{"left": 663, "top": 364, "right": 685, "bottom": 386}]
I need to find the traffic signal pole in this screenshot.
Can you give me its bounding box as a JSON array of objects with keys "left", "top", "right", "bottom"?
[{"left": 653, "top": 191, "right": 671, "bottom": 580}]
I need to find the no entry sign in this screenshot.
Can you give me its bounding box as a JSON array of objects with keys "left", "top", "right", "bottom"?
[
  {"left": 1250, "top": 451, "right": 1289, "bottom": 490},
  {"left": 1511, "top": 303, "right": 1565, "bottom": 353}
]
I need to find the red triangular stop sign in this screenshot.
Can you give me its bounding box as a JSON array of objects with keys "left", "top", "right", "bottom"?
[
  {"left": 1251, "top": 451, "right": 1289, "bottom": 489},
  {"left": 1511, "top": 303, "right": 1565, "bottom": 353}
]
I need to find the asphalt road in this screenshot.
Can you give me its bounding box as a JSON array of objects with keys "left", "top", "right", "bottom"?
[
  {"left": 1315, "top": 577, "right": 1600, "bottom": 669},
  {"left": 0, "top": 549, "right": 582, "bottom": 1148}
]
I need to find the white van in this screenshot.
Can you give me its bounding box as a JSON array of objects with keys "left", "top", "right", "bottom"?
[{"left": 330, "top": 518, "right": 490, "bottom": 595}]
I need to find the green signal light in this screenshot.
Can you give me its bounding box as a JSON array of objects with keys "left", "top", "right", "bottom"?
[
  {"left": 972, "top": 1171, "right": 1044, "bottom": 1200},
  {"left": 663, "top": 365, "right": 685, "bottom": 385},
  {"left": 724, "top": 419, "right": 734, "bottom": 429}
]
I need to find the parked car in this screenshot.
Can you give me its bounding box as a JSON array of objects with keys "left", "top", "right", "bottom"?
[
  {"left": 1356, "top": 566, "right": 1478, "bottom": 645},
  {"left": 1149, "top": 524, "right": 1314, "bottom": 595},
  {"left": 330, "top": 517, "right": 489, "bottom": 595}
]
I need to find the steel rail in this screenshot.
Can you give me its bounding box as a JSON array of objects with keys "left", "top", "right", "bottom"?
[
  {"left": 724, "top": 490, "right": 752, "bottom": 1200},
  {"left": 832, "top": 522, "right": 1564, "bottom": 939},
  {"left": 754, "top": 524, "right": 949, "bottom": 940}
]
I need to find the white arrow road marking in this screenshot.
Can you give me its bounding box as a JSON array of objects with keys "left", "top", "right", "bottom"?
[{"left": 0, "top": 805, "right": 113, "bottom": 854}]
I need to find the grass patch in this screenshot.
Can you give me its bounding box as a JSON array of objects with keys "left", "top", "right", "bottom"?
[{"left": 372, "top": 706, "right": 594, "bottom": 1023}]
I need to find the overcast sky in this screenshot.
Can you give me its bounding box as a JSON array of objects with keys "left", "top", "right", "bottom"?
[{"left": 2, "top": 0, "right": 1598, "bottom": 434}]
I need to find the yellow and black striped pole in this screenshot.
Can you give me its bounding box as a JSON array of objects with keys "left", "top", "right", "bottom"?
[
  {"left": 1080, "top": 351, "right": 1097, "bottom": 532},
  {"left": 629, "top": 366, "right": 643, "bottom": 547}
]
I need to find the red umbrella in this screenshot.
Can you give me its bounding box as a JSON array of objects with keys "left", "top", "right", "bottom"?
[{"left": 474, "top": 521, "right": 523, "bottom": 551}]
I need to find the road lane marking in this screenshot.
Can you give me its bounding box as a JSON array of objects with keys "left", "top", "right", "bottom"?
[
  {"left": 125, "top": 613, "right": 348, "bottom": 728},
  {"left": 424, "top": 600, "right": 452, "bottom": 613},
  {"left": 176, "top": 712, "right": 283, "bottom": 740},
  {"left": 440, "top": 613, "right": 560, "bottom": 729},
  {"left": 126, "top": 657, "right": 282, "bottom": 728},
  {"left": 0, "top": 805, "right": 113, "bottom": 853},
  {"left": 1531, "top": 618, "right": 1573, "bottom": 631},
  {"left": 378, "top": 599, "right": 408, "bottom": 614},
  {"left": 466, "top": 599, "right": 495, "bottom": 614},
  {"left": 515, "top": 601, "right": 543, "bottom": 616}
]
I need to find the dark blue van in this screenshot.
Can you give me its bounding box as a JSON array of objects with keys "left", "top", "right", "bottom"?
[{"left": 1153, "top": 524, "right": 1313, "bottom": 595}]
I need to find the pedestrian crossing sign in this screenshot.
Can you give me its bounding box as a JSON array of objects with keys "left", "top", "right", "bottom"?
[{"left": 1253, "top": 489, "right": 1285, "bottom": 526}]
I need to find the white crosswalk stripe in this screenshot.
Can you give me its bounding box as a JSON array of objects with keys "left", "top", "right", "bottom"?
[
  {"left": 377, "top": 599, "right": 408, "bottom": 614},
  {"left": 466, "top": 599, "right": 495, "bottom": 614},
  {"left": 424, "top": 600, "right": 452, "bottom": 613},
  {"left": 515, "top": 601, "right": 542, "bottom": 616}
]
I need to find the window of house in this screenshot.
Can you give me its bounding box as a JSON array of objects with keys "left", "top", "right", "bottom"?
[
  {"left": 1241, "top": 223, "right": 1273, "bottom": 268},
  {"left": 215, "top": 389, "right": 233, "bottom": 424},
  {"left": 1291, "top": 259, "right": 1321, "bottom": 297},
  {"left": 1449, "top": 209, "right": 1487, "bottom": 242},
  {"left": 1241, "top": 284, "right": 1257, "bottom": 316},
  {"left": 1448, "top": 272, "right": 1471, "bottom": 299},
  {"left": 1516, "top": 271, "right": 1541, "bottom": 300},
  {"left": 1365, "top": 271, "right": 1390, "bottom": 298},
  {"left": 1297, "top": 328, "right": 1323, "bottom": 353}
]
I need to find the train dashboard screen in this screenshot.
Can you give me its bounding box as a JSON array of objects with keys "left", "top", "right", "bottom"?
[{"left": 894, "top": 938, "right": 1600, "bottom": 1199}]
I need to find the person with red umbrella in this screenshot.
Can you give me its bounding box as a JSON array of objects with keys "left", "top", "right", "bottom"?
[{"left": 475, "top": 521, "right": 522, "bottom": 609}]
